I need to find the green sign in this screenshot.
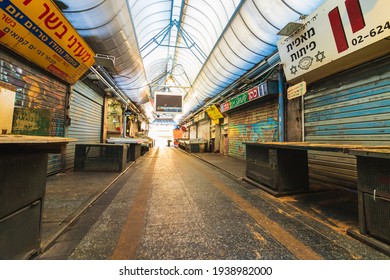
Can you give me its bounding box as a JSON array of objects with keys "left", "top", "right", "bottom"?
[
  {"left": 12, "top": 107, "right": 51, "bottom": 136},
  {"left": 229, "top": 91, "right": 248, "bottom": 110}
]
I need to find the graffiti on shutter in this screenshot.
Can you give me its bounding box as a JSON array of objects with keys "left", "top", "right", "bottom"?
[
  {"left": 0, "top": 51, "right": 67, "bottom": 174},
  {"left": 228, "top": 99, "right": 279, "bottom": 159}
]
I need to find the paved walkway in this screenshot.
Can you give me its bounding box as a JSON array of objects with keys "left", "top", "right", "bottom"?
[
  {"left": 41, "top": 162, "right": 134, "bottom": 250},
  {"left": 37, "top": 147, "right": 389, "bottom": 260}
]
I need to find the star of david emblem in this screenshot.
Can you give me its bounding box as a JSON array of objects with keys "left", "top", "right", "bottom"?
[
  {"left": 315, "top": 51, "right": 326, "bottom": 63},
  {"left": 290, "top": 65, "right": 298, "bottom": 75}
]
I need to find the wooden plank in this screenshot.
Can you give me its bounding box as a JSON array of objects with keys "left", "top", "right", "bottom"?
[
  {"left": 349, "top": 148, "right": 390, "bottom": 159},
  {"left": 0, "top": 134, "right": 76, "bottom": 144}
]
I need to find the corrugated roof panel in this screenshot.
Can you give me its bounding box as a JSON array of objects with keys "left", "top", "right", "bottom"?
[
  {"left": 182, "top": 0, "right": 325, "bottom": 118},
  {"left": 58, "top": 0, "right": 326, "bottom": 122}
]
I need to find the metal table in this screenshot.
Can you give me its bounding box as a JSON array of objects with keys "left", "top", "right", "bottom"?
[
  {"left": 74, "top": 143, "right": 128, "bottom": 172},
  {"left": 0, "top": 135, "right": 74, "bottom": 259},
  {"left": 244, "top": 142, "right": 390, "bottom": 195},
  {"left": 184, "top": 139, "right": 208, "bottom": 153},
  {"left": 244, "top": 142, "right": 390, "bottom": 255}
]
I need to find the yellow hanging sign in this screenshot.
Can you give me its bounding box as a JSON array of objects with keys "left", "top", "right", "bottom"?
[
  {"left": 205, "top": 105, "right": 224, "bottom": 120},
  {"left": 0, "top": 0, "right": 95, "bottom": 84}
]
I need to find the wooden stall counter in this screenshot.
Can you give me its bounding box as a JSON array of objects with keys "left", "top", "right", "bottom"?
[
  {"left": 0, "top": 134, "right": 76, "bottom": 153},
  {"left": 244, "top": 141, "right": 390, "bottom": 255},
  {"left": 0, "top": 135, "right": 75, "bottom": 259}
]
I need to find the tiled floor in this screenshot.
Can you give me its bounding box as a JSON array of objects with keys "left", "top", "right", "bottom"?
[{"left": 37, "top": 147, "right": 389, "bottom": 260}]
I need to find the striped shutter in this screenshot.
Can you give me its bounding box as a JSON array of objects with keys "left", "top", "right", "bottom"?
[
  {"left": 65, "top": 81, "right": 104, "bottom": 169},
  {"left": 305, "top": 55, "right": 390, "bottom": 190},
  {"left": 0, "top": 51, "right": 67, "bottom": 175},
  {"left": 197, "top": 118, "right": 210, "bottom": 141},
  {"left": 189, "top": 125, "right": 197, "bottom": 139},
  {"left": 228, "top": 98, "right": 279, "bottom": 159}
]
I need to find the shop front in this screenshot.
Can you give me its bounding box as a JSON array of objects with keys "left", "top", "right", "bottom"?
[
  {"left": 221, "top": 79, "right": 280, "bottom": 160},
  {"left": 277, "top": 0, "right": 390, "bottom": 251}
]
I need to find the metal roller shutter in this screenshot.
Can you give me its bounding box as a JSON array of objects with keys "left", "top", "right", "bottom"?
[
  {"left": 198, "top": 119, "right": 210, "bottom": 141},
  {"left": 0, "top": 51, "right": 67, "bottom": 175},
  {"left": 305, "top": 55, "right": 390, "bottom": 190},
  {"left": 189, "top": 125, "right": 197, "bottom": 139},
  {"left": 228, "top": 99, "right": 279, "bottom": 159},
  {"left": 65, "top": 81, "right": 104, "bottom": 169}
]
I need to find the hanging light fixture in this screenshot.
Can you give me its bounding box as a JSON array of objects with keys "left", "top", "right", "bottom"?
[{"left": 277, "top": 22, "right": 304, "bottom": 36}]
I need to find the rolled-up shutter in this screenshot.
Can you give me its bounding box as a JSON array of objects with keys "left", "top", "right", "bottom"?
[
  {"left": 65, "top": 81, "right": 104, "bottom": 169},
  {"left": 305, "top": 55, "right": 390, "bottom": 190}
]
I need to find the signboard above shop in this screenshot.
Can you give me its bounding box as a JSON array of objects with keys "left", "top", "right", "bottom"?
[
  {"left": 205, "top": 105, "right": 224, "bottom": 120},
  {"left": 0, "top": 0, "right": 95, "bottom": 84},
  {"left": 220, "top": 81, "right": 278, "bottom": 113},
  {"left": 277, "top": 0, "right": 390, "bottom": 84},
  {"left": 194, "top": 111, "right": 207, "bottom": 123},
  {"left": 205, "top": 105, "right": 224, "bottom": 125}
]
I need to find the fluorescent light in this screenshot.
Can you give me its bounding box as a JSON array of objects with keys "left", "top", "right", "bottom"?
[{"left": 277, "top": 22, "right": 304, "bottom": 36}]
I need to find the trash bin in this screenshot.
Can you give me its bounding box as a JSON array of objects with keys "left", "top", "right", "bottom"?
[
  {"left": 209, "top": 139, "right": 215, "bottom": 152},
  {"left": 167, "top": 140, "right": 172, "bottom": 147}
]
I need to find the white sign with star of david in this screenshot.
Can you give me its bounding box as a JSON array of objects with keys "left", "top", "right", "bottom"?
[{"left": 277, "top": 0, "right": 390, "bottom": 84}]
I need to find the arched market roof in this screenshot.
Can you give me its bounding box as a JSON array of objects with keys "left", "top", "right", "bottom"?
[{"left": 58, "top": 0, "right": 324, "bottom": 122}]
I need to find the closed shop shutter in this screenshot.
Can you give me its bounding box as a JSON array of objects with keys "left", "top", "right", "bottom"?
[
  {"left": 197, "top": 118, "right": 210, "bottom": 141},
  {"left": 305, "top": 55, "right": 390, "bottom": 190},
  {"left": 228, "top": 98, "right": 279, "bottom": 159},
  {"left": 65, "top": 81, "right": 104, "bottom": 169},
  {"left": 189, "top": 125, "right": 197, "bottom": 139},
  {"left": 0, "top": 51, "right": 67, "bottom": 175}
]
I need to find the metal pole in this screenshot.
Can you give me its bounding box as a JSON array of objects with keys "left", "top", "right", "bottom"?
[
  {"left": 278, "top": 68, "right": 285, "bottom": 142},
  {"left": 302, "top": 95, "right": 305, "bottom": 142},
  {"left": 123, "top": 105, "right": 127, "bottom": 138}
]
